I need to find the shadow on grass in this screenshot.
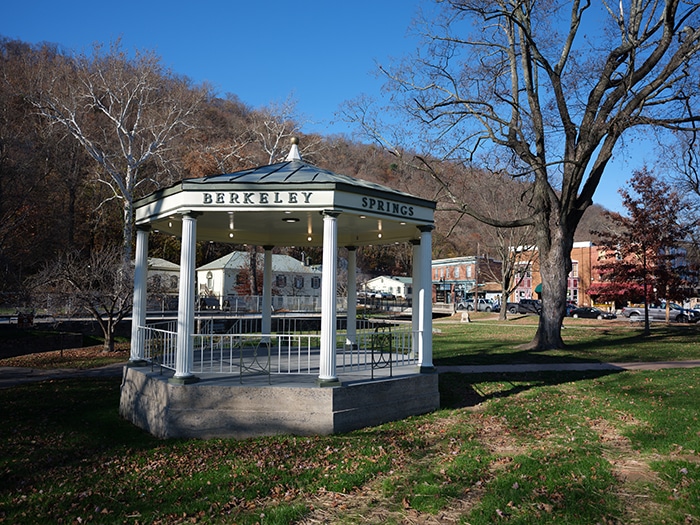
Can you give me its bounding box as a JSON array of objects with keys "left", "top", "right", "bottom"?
[
  {"left": 434, "top": 324, "right": 698, "bottom": 366},
  {"left": 0, "top": 377, "right": 162, "bottom": 491},
  {"left": 438, "top": 369, "right": 622, "bottom": 409}
]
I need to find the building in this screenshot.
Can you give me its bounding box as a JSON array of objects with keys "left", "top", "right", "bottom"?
[
  {"left": 145, "top": 257, "right": 180, "bottom": 311},
  {"left": 511, "top": 241, "right": 603, "bottom": 307},
  {"left": 196, "top": 251, "right": 322, "bottom": 309},
  {"left": 365, "top": 275, "right": 412, "bottom": 299},
  {"left": 431, "top": 255, "right": 502, "bottom": 305}
]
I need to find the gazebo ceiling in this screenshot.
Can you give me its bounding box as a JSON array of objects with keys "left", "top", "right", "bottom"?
[{"left": 135, "top": 148, "right": 436, "bottom": 248}]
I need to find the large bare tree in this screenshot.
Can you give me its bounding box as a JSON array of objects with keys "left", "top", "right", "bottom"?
[
  {"left": 28, "top": 246, "right": 133, "bottom": 352},
  {"left": 357, "top": 0, "right": 700, "bottom": 349},
  {"left": 29, "top": 41, "right": 209, "bottom": 264}
]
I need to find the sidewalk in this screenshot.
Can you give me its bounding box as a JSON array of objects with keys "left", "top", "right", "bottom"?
[
  {"left": 2, "top": 360, "right": 700, "bottom": 389},
  {"left": 437, "top": 360, "right": 700, "bottom": 374},
  {"left": 0, "top": 362, "right": 125, "bottom": 389}
]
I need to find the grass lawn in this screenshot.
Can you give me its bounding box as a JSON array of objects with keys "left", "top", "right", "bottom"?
[
  {"left": 432, "top": 314, "right": 700, "bottom": 364},
  {"left": 0, "top": 317, "right": 699, "bottom": 523}
]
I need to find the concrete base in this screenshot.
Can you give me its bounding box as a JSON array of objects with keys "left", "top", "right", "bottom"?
[{"left": 119, "top": 366, "right": 440, "bottom": 440}]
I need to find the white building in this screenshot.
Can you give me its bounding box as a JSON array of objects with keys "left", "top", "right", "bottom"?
[
  {"left": 365, "top": 276, "right": 412, "bottom": 299},
  {"left": 196, "top": 251, "right": 322, "bottom": 309},
  {"left": 145, "top": 257, "right": 180, "bottom": 310}
]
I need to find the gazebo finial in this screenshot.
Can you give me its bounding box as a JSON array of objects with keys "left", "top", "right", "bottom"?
[{"left": 285, "top": 136, "right": 302, "bottom": 161}]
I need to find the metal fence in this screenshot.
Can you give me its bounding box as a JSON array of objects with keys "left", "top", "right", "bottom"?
[{"left": 140, "top": 318, "right": 417, "bottom": 381}]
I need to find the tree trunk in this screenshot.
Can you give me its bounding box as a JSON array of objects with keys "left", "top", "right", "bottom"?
[
  {"left": 498, "top": 291, "right": 508, "bottom": 321},
  {"left": 99, "top": 316, "right": 116, "bottom": 353},
  {"left": 523, "top": 231, "right": 572, "bottom": 350}
]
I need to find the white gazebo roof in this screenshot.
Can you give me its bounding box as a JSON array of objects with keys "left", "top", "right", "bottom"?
[{"left": 134, "top": 148, "right": 435, "bottom": 247}]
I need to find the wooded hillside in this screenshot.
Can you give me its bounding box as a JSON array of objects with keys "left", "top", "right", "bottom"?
[{"left": 0, "top": 38, "right": 608, "bottom": 299}]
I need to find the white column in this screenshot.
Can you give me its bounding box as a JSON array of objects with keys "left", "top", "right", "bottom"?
[
  {"left": 418, "top": 226, "right": 435, "bottom": 371},
  {"left": 129, "top": 226, "right": 150, "bottom": 364},
  {"left": 345, "top": 246, "right": 357, "bottom": 350},
  {"left": 172, "top": 211, "right": 199, "bottom": 384},
  {"left": 262, "top": 246, "right": 273, "bottom": 341},
  {"left": 410, "top": 239, "right": 421, "bottom": 360},
  {"left": 318, "top": 211, "right": 340, "bottom": 385}
]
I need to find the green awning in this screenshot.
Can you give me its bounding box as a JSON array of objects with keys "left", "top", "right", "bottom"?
[{"left": 534, "top": 283, "right": 542, "bottom": 294}]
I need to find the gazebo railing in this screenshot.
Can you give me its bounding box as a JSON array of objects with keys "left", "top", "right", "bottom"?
[
  {"left": 138, "top": 321, "right": 416, "bottom": 379},
  {"left": 142, "top": 326, "right": 178, "bottom": 370}
]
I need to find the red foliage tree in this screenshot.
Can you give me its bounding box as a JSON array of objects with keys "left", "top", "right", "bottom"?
[{"left": 590, "top": 168, "right": 692, "bottom": 333}]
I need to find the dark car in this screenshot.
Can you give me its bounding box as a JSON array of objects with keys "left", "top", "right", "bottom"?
[
  {"left": 570, "top": 306, "right": 616, "bottom": 320},
  {"left": 504, "top": 302, "right": 521, "bottom": 314},
  {"left": 517, "top": 299, "right": 542, "bottom": 314}
]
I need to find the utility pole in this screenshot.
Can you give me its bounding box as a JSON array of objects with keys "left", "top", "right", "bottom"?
[{"left": 474, "top": 253, "right": 479, "bottom": 304}]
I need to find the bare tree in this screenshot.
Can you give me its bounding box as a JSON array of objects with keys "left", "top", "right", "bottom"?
[
  {"left": 29, "top": 41, "right": 210, "bottom": 264},
  {"left": 442, "top": 167, "right": 539, "bottom": 320},
  {"left": 351, "top": 0, "right": 700, "bottom": 349},
  {"left": 248, "top": 96, "right": 325, "bottom": 164},
  {"left": 28, "top": 246, "right": 133, "bottom": 352}
]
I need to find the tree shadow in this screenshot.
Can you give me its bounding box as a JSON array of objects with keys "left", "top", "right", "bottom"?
[
  {"left": 433, "top": 326, "right": 688, "bottom": 367},
  {"left": 438, "top": 369, "right": 622, "bottom": 409}
]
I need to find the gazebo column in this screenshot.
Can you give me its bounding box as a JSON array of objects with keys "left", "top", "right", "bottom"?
[
  {"left": 410, "top": 239, "right": 421, "bottom": 360},
  {"left": 418, "top": 226, "right": 435, "bottom": 372},
  {"left": 345, "top": 246, "right": 357, "bottom": 351},
  {"left": 129, "top": 225, "right": 150, "bottom": 365},
  {"left": 262, "top": 246, "right": 273, "bottom": 341},
  {"left": 318, "top": 211, "right": 341, "bottom": 386},
  {"left": 171, "top": 211, "right": 200, "bottom": 385}
]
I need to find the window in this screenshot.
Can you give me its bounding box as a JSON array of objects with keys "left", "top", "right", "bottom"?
[
  {"left": 570, "top": 262, "right": 579, "bottom": 278},
  {"left": 294, "top": 276, "right": 304, "bottom": 289},
  {"left": 276, "top": 275, "right": 287, "bottom": 287},
  {"left": 454, "top": 267, "right": 460, "bottom": 279},
  {"left": 311, "top": 276, "right": 321, "bottom": 289}
]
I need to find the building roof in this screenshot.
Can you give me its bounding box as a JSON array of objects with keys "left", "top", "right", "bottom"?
[
  {"left": 134, "top": 140, "right": 435, "bottom": 248},
  {"left": 147, "top": 257, "right": 180, "bottom": 271},
  {"left": 367, "top": 275, "right": 412, "bottom": 284}
]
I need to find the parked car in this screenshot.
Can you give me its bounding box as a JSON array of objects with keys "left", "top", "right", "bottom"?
[
  {"left": 491, "top": 302, "right": 513, "bottom": 313},
  {"left": 456, "top": 298, "right": 494, "bottom": 312},
  {"left": 504, "top": 302, "right": 521, "bottom": 314},
  {"left": 569, "top": 306, "right": 617, "bottom": 320},
  {"left": 621, "top": 302, "right": 698, "bottom": 323},
  {"left": 517, "top": 299, "right": 542, "bottom": 314}
]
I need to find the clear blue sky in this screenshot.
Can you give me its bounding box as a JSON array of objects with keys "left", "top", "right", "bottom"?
[
  {"left": 3, "top": 0, "right": 421, "bottom": 136},
  {"left": 3, "top": 0, "right": 655, "bottom": 213}
]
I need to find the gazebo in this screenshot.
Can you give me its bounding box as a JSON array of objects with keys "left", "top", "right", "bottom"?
[{"left": 119, "top": 139, "right": 440, "bottom": 439}]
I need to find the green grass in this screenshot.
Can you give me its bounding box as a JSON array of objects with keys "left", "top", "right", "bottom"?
[
  {"left": 432, "top": 317, "right": 700, "bottom": 364},
  {"left": 2, "top": 368, "right": 699, "bottom": 523},
  {"left": 1, "top": 319, "right": 700, "bottom": 523}
]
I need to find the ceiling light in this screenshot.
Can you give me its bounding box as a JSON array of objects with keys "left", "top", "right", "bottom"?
[{"left": 283, "top": 217, "right": 300, "bottom": 223}]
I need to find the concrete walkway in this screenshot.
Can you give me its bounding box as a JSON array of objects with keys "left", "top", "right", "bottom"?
[
  {"left": 2, "top": 360, "right": 700, "bottom": 389},
  {"left": 437, "top": 360, "right": 700, "bottom": 374},
  {"left": 0, "top": 362, "right": 125, "bottom": 389}
]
